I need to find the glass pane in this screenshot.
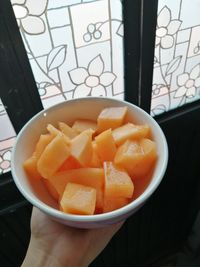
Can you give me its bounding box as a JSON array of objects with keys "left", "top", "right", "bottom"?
[
  {"left": 11, "top": 0, "right": 124, "bottom": 108},
  {"left": 151, "top": 0, "right": 200, "bottom": 116},
  {"left": 0, "top": 98, "right": 16, "bottom": 175}
]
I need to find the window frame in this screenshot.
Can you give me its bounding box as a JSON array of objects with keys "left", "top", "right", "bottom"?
[
  {"left": 124, "top": 0, "right": 200, "bottom": 121},
  {"left": 124, "top": 0, "right": 159, "bottom": 113},
  {"left": 0, "top": 0, "right": 43, "bottom": 196},
  {"left": 0, "top": 0, "right": 43, "bottom": 134}
]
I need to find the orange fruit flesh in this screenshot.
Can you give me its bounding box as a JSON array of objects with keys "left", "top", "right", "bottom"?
[
  {"left": 37, "top": 134, "right": 70, "bottom": 178},
  {"left": 72, "top": 119, "right": 97, "bottom": 134},
  {"left": 104, "top": 162, "right": 134, "bottom": 199},
  {"left": 97, "top": 106, "right": 127, "bottom": 133},
  {"left": 103, "top": 197, "right": 129, "bottom": 213},
  {"left": 34, "top": 134, "right": 54, "bottom": 159},
  {"left": 89, "top": 142, "right": 102, "bottom": 168},
  {"left": 48, "top": 168, "right": 104, "bottom": 210},
  {"left": 95, "top": 129, "right": 117, "bottom": 162},
  {"left": 58, "top": 156, "right": 81, "bottom": 171},
  {"left": 60, "top": 183, "right": 96, "bottom": 215},
  {"left": 43, "top": 179, "right": 59, "bottom": 201},
  {"left": 58, "top": 122, "right": 77, "bottom": 139},
  {"left": 23, "top": 106, "right": 157, "bottom": 216},
  {"left": 114, "top": 138, "right": 157, "bottom": 178},
  {"left": 70, "top": 130, "right": 93, "bottom": 167},
  {"left": 23, "top": 156, "right": 41, "bottom": 181},
  {"left": 112, "top": 123, "right": 150, "bottom": 146}
]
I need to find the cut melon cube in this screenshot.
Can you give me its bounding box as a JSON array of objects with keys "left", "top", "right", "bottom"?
[
  {"left": 49, "top": 168, "right": 104, "bottom": 210},
  {"left": 43, "top": 179, "right": 59, "bottom": 201},
  {"left": 103, "top": 197, "right": 129, "bottom": 213},
  {"left": 95, "top": 129, "right": 117, "bottom": 161},
  {"left": 34, "top": 134, "right": 54, "bottom": 159},
  {"left": 104, "top": 162, "right": 134, "bottom": 198},
  {"left": 114, "top": 138, "right": 157, "bottom": 177},
  {"left": 23, "top": 156, "right": 41, "bottom": 180},
  {"left": 131, "top": 138, "right": 157, "bottom": 177},
  {"left": 70, "top": 130, "right": 93, "bottom": 166},
  {"left": 114, "top": 140, "right": 143, "bottom": 173},
  {"left": 58, "top": 122, "right": 77, "bottom": 139},
  {"left": 47, "top": 124, "right": 62, "bottom": 136},
  {"left": 72, "top": 119, "right": 97, "bottom": 134},
  {"left": 47, "top": 124, "right": 70, "bottom": 143},
  {"left": 97, "top": 106, "right": 127, "bottom": 133},
  {"left": 90, "top": 142, "right": 102, "bottom": 168},
  {"left": 37, "top": 134, "right": 70, "bottom": 178},
  {"left": 112, "top": 123, "right": 150, "bottom": 146},
  {"left": 95, "top": 190, "right": 104, "bottom": 213},
  {"left": 60, "top": 183, "right": 96, "bottom": 215},
  {"left": 132, "top": 172, "right": 153, "bottom": 200},
  {"left": 58, "top": 156, "right": 81, "bottom": 171}
]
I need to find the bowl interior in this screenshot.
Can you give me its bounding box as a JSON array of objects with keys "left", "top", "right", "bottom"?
[{"left": 12, "top": 97, "right": 168, "bottom": 222}]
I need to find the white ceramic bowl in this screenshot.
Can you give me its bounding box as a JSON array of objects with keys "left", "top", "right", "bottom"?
[{"left": 11, "top": 97, "right": 168, "bottom": 228}]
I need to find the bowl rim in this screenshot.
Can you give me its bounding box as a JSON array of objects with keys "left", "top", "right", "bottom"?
[{"left": 11, "top": 97, "right": 168, "bottom": 222}]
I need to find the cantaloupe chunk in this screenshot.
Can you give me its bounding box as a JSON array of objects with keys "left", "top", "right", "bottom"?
[
  {"left": 58, "top": 156, "right": 81, "bottom": 171},
  {"left": 60, "top": 183, "right": 96, "bottom": 215},
  {"left": 70, "top": 130, "right": 93, "bottom": 166},
  {"left": 94, "top": 190, "right": 104, "bottom": 214},
  {"left": 43, "top": 179, "right": 59, "bottom": 201},
  {"left": 112, "top": 123, "right": 150, "bottom": 146},
  {"left": 95, "top": 129, "right": 117, "bottom": 161},
  {"left": 104, "top": 162, "right": 134, "bottom": 198},
  {"left": 47, "top": 124, "right": 62, "bottom": 136},
  {"left": 130, "top": 138, "right": 157, "bottom": 177},
  {"left": 132, "top": 171, "right": 153, "bottom": 200},
  {"left": 72, "top": 119, "right": 97, "bottom": 134},
  {"left": 89, "top": 142, "right": 102, "bottom": 168},
  {"left": 97, "top": 106, "right": 127, "bottom": 133},
  {"left": 23, "top": 156, "right": 41, "bottom": 180},
  {"left": 24, "top": 105, "right": 158, "bottom": 215},
  {"left": 49, "top": 168, "right": 104, "bottom": 210},
  {"left": 34, "top": 134, "right": 54, "bottom": 159},
  {"left": 58, "top": 122, "right": 77, "bottom": 139},
  {"left": 114, "top": 138, "right": 157, "bottom": 177},
  {"left": 47, "top": 124, "right": 70, "bottom": 143},
  {"left": 37, "top": 134, "right": 70, "bottom": 178},
  {"left": 103, "top": 197, "right": 129, "bottom": 213}
]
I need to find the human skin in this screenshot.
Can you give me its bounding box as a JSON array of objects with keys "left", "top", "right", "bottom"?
[{"left": 22, "top": 207, "right": 123, "bottom": 267}]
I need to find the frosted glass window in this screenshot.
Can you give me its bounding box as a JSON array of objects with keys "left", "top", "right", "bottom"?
[
  {"left": 0, "top": 99, "right": 16, "bottom": 175},
  {"left": 11, "top": 0, "right": 124, "bottom": 109},
  {"left": 151, "top": 0, "right": 200, "bottom": 116}
]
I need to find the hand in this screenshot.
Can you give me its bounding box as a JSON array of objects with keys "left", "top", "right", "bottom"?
[{"left": 22, "top": 207, "right": 123, "bottom": 267}]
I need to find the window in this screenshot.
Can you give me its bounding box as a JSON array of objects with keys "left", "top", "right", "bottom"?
[
  {"left": 0, "top": 98, "right": 16, "bottom": 174},
  {"left": 11, "top": 0, "right": 124, "bottom": 109},
  {"left": 151, "top": 0, "right": 200, "bottom": 116},
  {"left": 0, "top": 0, "right": 124, "bottom": 177}
]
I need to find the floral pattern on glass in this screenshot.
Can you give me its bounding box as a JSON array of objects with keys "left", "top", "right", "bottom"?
[
  {"left": 156, "top": 6, "right": 181, "bottom": 49},
  {"left": 175, "top": 64, "right": 200, "bottom": 99},
  {"left": 0, "top": 0, "right": 123, "bottom": 175},
  {"left": 0, "top": 150, "right": 12, "bottom": 174},
  {"left": 10, "top": 0, "right": 124, "bottom": 108},
  {"left": 11, "top": 0, "right": 48, "bottom": 34},
  {"left": 151, "top": 1, "right": 200, "bottom": 116},
  {"left": 69, "top": 55, "right": 116, "bottom": 97}
]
